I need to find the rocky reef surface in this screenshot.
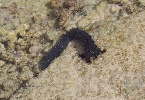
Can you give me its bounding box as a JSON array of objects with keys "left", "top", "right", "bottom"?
[{"left": 0, "top": 0, "right": 145, "bottom": 99}]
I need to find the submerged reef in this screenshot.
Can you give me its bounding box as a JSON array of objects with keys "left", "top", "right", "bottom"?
[
  {"left": 49, "top": 0, "right": 145, "bottom": 30},
  {"left": 1, "top": 0, "right": 145, "bottom": 99}
]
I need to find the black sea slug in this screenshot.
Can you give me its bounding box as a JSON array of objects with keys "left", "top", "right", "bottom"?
[{"left": 40, "top": 28, "right": 105, "bottom": 70}]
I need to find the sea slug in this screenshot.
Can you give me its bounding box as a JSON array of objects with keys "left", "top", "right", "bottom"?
[{"left": 40, "top": 28, "right": 105, "bottom": 70}]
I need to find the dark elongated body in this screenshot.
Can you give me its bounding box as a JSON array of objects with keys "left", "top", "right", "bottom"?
[{"left": 40, "top": 28, "right": 105, "bottom": 70}]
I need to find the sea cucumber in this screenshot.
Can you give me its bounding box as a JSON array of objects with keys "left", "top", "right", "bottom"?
[{"left": 40, "top": 28, "right": 105, "bottom": 70}]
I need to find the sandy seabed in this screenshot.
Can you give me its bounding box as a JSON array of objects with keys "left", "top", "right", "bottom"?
[{"left": 0, "top": 0, "right": 145, "bottom": 100}]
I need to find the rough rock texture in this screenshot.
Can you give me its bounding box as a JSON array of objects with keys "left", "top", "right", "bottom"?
[
  {"left": 50, "top": 0, "right": 145, "bottom": 30},
  {"left": 0, "top": 0, "right": 51, "bottom": 99},
  {"left": 0, "top": 0, "right": 145, "bottom": 99}
]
